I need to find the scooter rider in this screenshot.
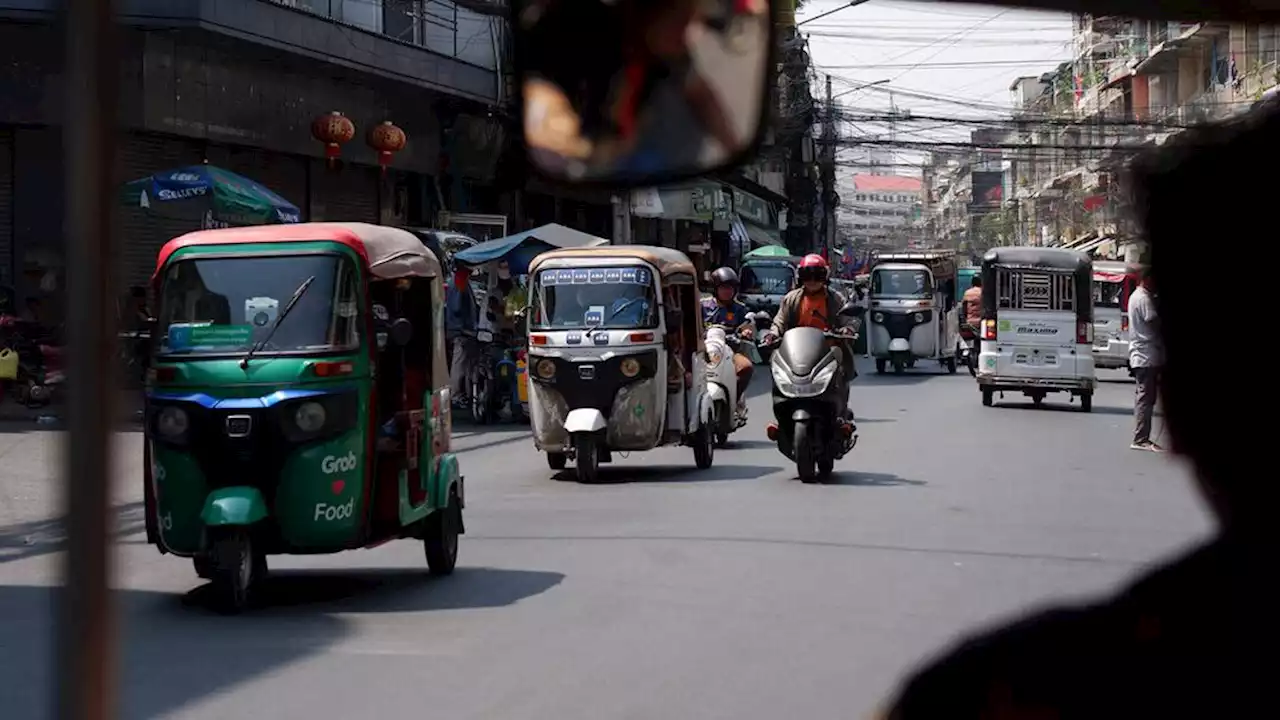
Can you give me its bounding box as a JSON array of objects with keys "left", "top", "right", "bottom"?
[
  {"left": 762, "top": 253, "right": 857, "bottom": 424},
  {"left": 701, "top": 267, "right": 755, "bottom": 417}
]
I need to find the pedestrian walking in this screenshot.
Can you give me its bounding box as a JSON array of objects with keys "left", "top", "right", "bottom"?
[
  {"left": 445, "top": 266, "right": 478, "bottom": 408},
  {"left": 1129, "top": 267, "right": 1162, "bottom": 451}
]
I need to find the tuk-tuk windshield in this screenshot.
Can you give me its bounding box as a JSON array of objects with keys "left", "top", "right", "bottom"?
[
  {"left": 1092, "top": 277, "right": 1126, "bottom": 309},
  {"left": 157, "top": 253, "right": 360, "bottom": 355},
  {"left": 740, "top": 264, "right": 794, "bottom": 295},
  {"left": 872, "top": 268, "right": 932, "bottom": 298},
  {"left": 531, "top": 266, "right": 658, "bottom": 330}
]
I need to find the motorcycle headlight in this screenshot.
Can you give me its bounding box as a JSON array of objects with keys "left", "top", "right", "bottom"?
[
  {"left": 156, "top": 406, "right": 188, "bottom": 438},
  {"left": 294, "top": 401, "right": 327, "bottom": 433},
  {"left": 771, "top": 360, "right": 838, "bottom": 399}
]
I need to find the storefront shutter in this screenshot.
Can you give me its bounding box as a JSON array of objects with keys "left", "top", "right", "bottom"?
[
  {"left": 310, "top": 162, "right": 379, "bottom": 223},
  {"left": 117, "top": 133, "right": 206, "bottom": 286},
  {"left": 0, "top": 128, "right": 12, "bottom": 288}
]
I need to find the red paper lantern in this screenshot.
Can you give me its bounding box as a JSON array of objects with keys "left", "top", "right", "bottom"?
[
  {"left": 368, "top": 121, "right": 407, "bottom": 172},
  {"left": 311, "top": 111, "right": 355, "bottom": 162}
]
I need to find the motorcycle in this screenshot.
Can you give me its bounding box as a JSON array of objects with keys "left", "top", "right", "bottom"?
[
  {"left": 0, "top": 316, "right": 64, "bottom": 408},
  {"left": 958, "top": 324, "right": 978, "bottom": 377},
  {"left": 704, "top": 325, "right": 749, "bottom": 447},
  {"left": 472, "top": 329, "right": 528, "bottom": 424},
  {"left": 762, "top": 304, "right": 862, "bottom": 483}
]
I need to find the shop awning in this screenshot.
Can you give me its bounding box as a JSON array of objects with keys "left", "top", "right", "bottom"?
[
  {"left": 741, "top": 219, "right": 782, "bottom": 247},
  {"left": 1076, "top": 236, "right": 1111, "bottom": 255}
]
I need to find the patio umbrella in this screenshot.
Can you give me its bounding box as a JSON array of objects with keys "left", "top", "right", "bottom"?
[
  {"left": 744, "top": 245, "right": 791, "bottom": 259},
  {"left": 121, "top": 164, "right": 301, "bottom": 227}
]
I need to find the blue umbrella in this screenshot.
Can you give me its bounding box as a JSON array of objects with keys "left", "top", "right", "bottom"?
[{"left": 121, "top": 164, "right": 301, "bottom": 226}]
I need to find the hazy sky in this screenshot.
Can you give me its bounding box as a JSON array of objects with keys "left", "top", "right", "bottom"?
[{"left": 797, "top": 0, "right": 1075, "bottom": 177}]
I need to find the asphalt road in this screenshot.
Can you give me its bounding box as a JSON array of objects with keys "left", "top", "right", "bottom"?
[{"left": 0, "top": 360, "right": 1212, "bottom": 718}]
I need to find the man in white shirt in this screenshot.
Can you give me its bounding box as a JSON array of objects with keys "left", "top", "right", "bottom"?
[{"left": 1128, "top": 268, "right": 1162, "bottom": 451}]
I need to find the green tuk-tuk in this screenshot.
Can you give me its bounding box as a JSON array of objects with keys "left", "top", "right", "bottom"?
[{"left": 143, "top": 222, "right": 464, "bottom": 612}]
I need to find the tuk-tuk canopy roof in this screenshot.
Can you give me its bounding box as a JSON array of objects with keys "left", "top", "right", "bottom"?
[
  {"left": 872, "top": 250, "right": 957, "bottom": 279},
  {"left": 528, "top": 246, "right": 697, "bottom": 280},
  {"left": 155, "top": 222, "right": 442, "bottom": 280},
  {"left": 982, "top": 246, "right": 1090, "bottom": 274}
]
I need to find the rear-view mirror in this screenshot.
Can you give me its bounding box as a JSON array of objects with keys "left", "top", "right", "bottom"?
[
  {"left": 514, "top": 0, "right": 773, "bottom": 186},
  {"left": 390, "top": 318, "right": 414, "bottom": 346}
]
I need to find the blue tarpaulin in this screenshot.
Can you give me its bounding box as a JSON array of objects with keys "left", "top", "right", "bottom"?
[{"left": 453, "top": 223, "right": 607, "bottom": 274}]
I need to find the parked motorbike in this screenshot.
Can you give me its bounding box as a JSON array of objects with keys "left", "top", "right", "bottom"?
[
  {"left": 762, "top": 305, "right": 862, "bottom": 483},
  {"left": 471, "top": 329, "right": 528, "bottom": 424},
  {"left": 0, "top": 316, "right": 64, "bottom": 408},
  {"left": 958, "top": 324, "right": 978, "bottom": 377},
  {"left": 704, "top": 325, "right": 749, "bottom": 447}
]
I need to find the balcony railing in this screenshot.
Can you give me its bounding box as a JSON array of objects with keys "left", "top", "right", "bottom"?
[{"left": 265, "top": 0, "right": 504, "bottom": 70}]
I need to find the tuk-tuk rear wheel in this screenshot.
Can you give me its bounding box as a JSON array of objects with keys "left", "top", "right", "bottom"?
[
  {"left": 424, "top": 490, "right": 460, "bottom": 576},
  {"left": 547, "top": 452, "right": 567, "bottom": 471}
]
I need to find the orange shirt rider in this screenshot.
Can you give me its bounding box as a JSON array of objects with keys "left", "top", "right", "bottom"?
[{"left": 796, "top": 292, "right": 831, "bottom": 331}]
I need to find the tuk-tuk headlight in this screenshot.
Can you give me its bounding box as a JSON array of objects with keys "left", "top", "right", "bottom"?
[
  {"left": 535, "top": 358, "right": 556, "bottom": 380},
  {"left": 914, "top": 312, "right": 924, "bottom": 323},
  {"left": 620, "top": 357, "right": 641, "bottom": 377},
  {"left": 873, "top": 312, "right": 884, "bottom": 324},
  {"left": 295, "top": 401, "right": 327, "bottom": 433},
  {"left": 156, "top": 406, "right": 189, "bottom": 438}
]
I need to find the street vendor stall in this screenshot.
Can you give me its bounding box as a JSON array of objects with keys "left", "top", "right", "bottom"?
[{"left": 452, "top": 224, "right": 609, "bottom": 423}]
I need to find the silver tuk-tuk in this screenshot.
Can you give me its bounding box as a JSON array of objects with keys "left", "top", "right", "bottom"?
[
  {"left": 525, "top": 247, "right": 716, "bottom": 482},
  {"left": 866, "top": 250, "right": 961, "bottom": 374}
]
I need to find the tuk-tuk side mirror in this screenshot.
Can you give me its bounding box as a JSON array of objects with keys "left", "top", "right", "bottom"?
[{"left": 389, "top": 318, "right": 414, "bottom": 347}]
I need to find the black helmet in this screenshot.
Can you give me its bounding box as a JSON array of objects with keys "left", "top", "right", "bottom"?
[{"left": 710, "top": 267, "right": 739, "bottom": 289}]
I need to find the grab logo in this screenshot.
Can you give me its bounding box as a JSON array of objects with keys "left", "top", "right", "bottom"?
[
  {"left": 322, "top": 452, "right": 357, "bottom": 474},
  {"left": 314, "top": 498, "right": 355, "bottom": 522}
]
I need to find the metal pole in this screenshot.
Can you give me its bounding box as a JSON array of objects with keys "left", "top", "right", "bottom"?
[{"left": 58, "top": 0, "right": 120, "bottom": 718}]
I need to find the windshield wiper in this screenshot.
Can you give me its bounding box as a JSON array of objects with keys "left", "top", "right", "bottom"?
[
  {"left": 585, "top": 296, "right": 646, "bottom": 338},
  {"left": 240, "top": 275, "right": 316, "bottom": 369}
]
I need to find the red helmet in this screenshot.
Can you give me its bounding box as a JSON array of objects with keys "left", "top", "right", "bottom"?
[{"left": 797, "top": 253, "right": 829, "bottom": 283}]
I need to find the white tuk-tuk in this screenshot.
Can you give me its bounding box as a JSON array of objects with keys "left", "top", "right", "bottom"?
[
  {"left": 976, "top": 247, "right": 1097, "bottom": 411},
  {"left": 525, "top": 247, "right": 716, "bottom": 483},
  {"left": 1091, "top": 260, "right": 1135, "bottom": 371},
  {"left": 866, "top": 250, "right": 960, "bottom": 374}
]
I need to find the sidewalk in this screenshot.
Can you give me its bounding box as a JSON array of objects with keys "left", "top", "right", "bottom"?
[{"left": 0, "top": 389, "right": 146, "bottom": 426}]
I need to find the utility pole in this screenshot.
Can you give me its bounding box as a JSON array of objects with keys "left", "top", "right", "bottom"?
[
  {"left": 60, "top": 0, "right": 120, "bottom": 718},
  {"left": 820, "top": 74, "right": 837, "bottom": 254}
]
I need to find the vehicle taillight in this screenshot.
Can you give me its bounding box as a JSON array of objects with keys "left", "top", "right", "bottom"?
[
  {"left": 1077, "top": 321, "right": 1093, "bottom": 344},
  {"left": 529, "top": 334, "right": 548, "bottom": 346},
  {"left": 1121, "top": 314, "right": 1129, "bottom": 333},
  {"left": 981, "top": 319, "right": 997, "bottom": 341}
]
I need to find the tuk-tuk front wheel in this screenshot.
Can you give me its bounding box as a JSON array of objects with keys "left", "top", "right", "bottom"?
[
  {"left": 424, "top": 488, "right": 461, "bottom": 576},
  {"left": 875, "top": 359, "right": 886, "bottom": 374},
  {"left": 208, "top": 528, "right": 265, "bottom": 614},
  {"left": 574, "top": 434, "right": 600, "bottom": 484}
]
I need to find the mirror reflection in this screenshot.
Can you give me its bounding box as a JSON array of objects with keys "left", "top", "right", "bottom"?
[{"left": 519, "top": 0, "right": 771, "bottom": 183}]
